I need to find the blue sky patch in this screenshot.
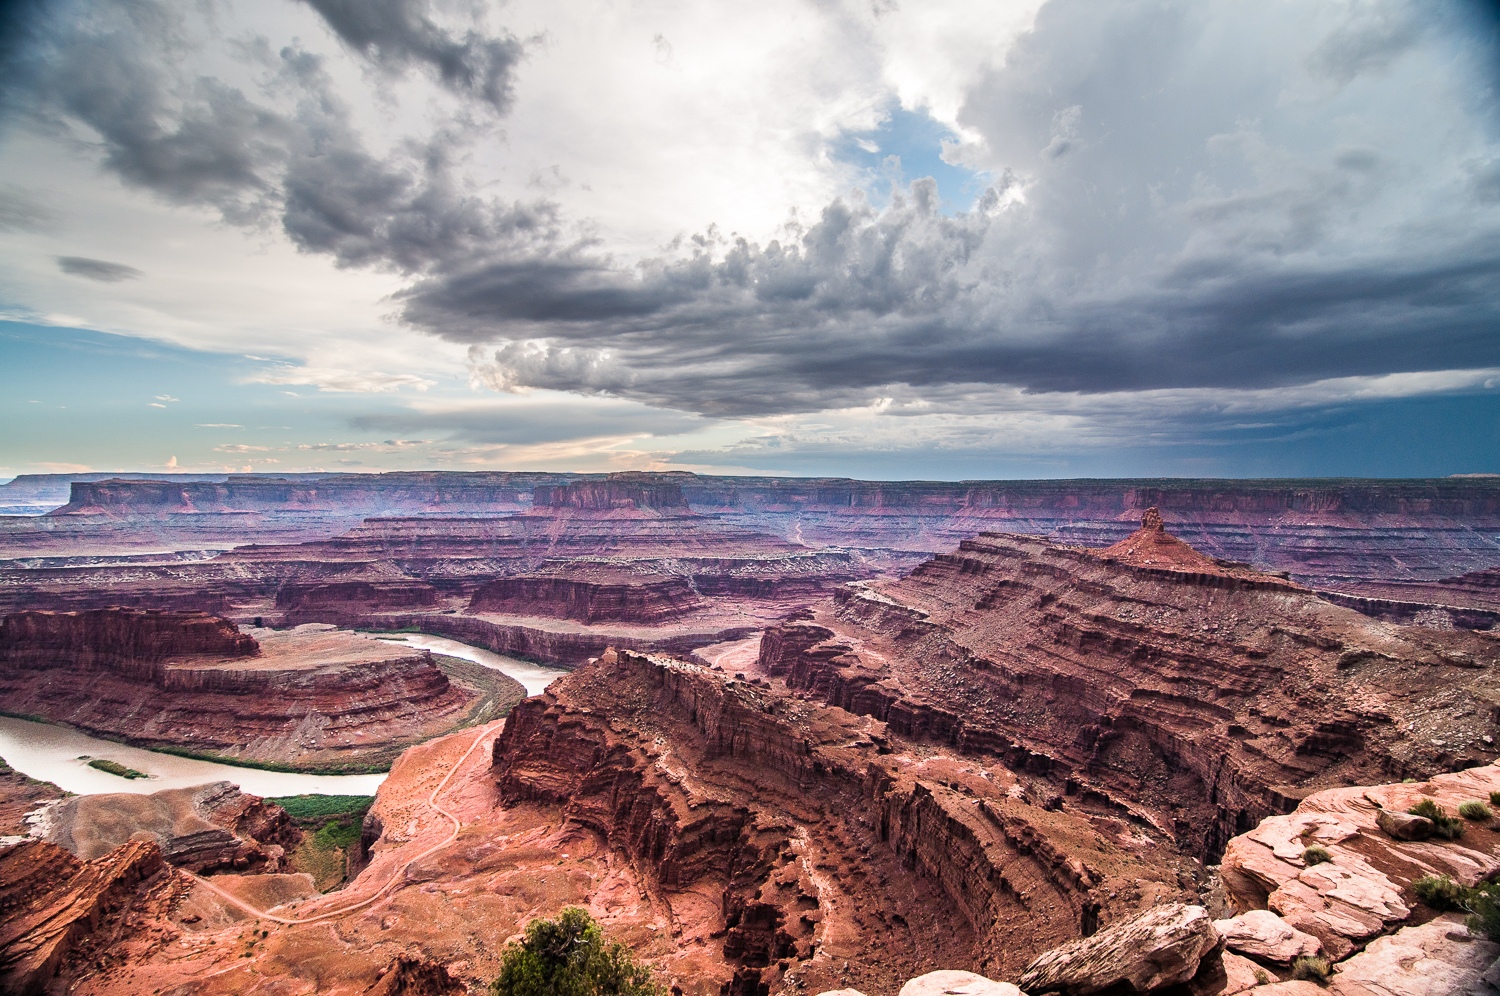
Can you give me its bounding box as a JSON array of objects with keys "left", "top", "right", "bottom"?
[{"left": 831, "top": 104, "right": 988, "bottom": 213}]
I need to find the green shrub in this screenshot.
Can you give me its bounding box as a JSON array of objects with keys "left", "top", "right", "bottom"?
[
  {"left": 1489, "top": 790, "right": 1500, "bottom": 807},
  {"left": 1458, "top": 800, "right": 1493, "bottom": 821},
  {"left": 1253, "top": 969, "right": 1272, "bottom": 986},
  {"left": 491, "top": 907, "right": 662, "bottom": 996},
  {"left": 87, "top": 759, "right": 146, "bottom": 779},
  {"left": 1467, "top": 887, "right": 1500, "bottom": 943},
  {"left": 1408, "top": 798, "right": 1466, "bottom": 839},
  {"left": 1291, "top": 956, "right": 1330, "bottom": 983},
  {"left": 1414, "top": 874, "right": 1469, "bottom": 911},
  {"left": 1302, "top": 845, "right": 1332, "bottom": 865}
]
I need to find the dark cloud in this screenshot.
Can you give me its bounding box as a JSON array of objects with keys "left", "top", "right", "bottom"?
[
  {"left": 1307, "top": 1, "right": 1425, "bottom": 83},
  {"left": 56, "top": 256, "right": 142, "bottom": 282},
  {"left": 297, "top": 0, "right": 524, "bottom": 110},
  {"left": 405, "top": 0, "right": 1500, "bottom": 417},
  {"left": 6, "top": 1, "right": 557, "bottom": 269},
  {"left": 13, "top": 2, "right": 288, "bottom": 221},
  {"left": 8, "top": 0, "right": 1500, "bottom": 424},
  {"left": 348, "top": 400, "right": 705, "bottom": 445}
]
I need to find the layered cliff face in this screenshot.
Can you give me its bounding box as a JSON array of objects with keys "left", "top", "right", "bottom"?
[
  {"left": 490, "top": 649, "right": 1199, "bottom": 994},
  {"left": 0, "top": 838, "right": 175, "bottom": 996},
  {"left": 468, "top": 573, "right": 703, "bottom": 623},
  {"left": 0, "top": 612, "right": 483, "bottom": 770},
  {"left": 0, "top": 470, "right": 582, "bottom": 557},
  {"left": 45, "top": 781, "right": 302, "bottom": 874},
  {"left": 760, "top": 515, "right": 1500, "bottom": 861},
  {"left": 533, "top": 473, "right": 694, "bottom": 513},
  {"left": 682, "top": 476, "right": 1500, "bottom": 583},
  {"left": 0, "top": 607, "right": 258, "bottom": 668},
  {"left": 8, "top": 472, "right": 1500, "bottom": 587}
]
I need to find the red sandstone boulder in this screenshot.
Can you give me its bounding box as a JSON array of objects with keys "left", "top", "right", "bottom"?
[
  {"left": 1211, "top": 911, "right": 1321, "bottom": 965},
  {"left": 1373, "top": 809, "right": 1433, "bottom": 841},
  {"left": 1189, "top": 951, "right": 1272, "bottom": 996},
  {"left": 899, "top": 970, "right": 1023, "bottom": 996},
  {"left": 1221, "top": 765, "right": 1500, "bottom": 963},
  {"left": 1016, "top": 903, "right": 1222, "bottom": 995},
  {"left": 1325, "top": 915, "right": 1498, "bottom": 996}
]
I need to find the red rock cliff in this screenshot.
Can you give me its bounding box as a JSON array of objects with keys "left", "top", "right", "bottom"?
[
  {"left": 761, "top": 519, "right": 1500, "bottom": 860},
  {"left": 491, "top": 649, "right": 1193, "bottom": 990},
  {"left": 467, "top": 575, "right": 703, "bottom": 623},
  {"left": 0, "top": 607, "right": 257, "bottom": 679}
]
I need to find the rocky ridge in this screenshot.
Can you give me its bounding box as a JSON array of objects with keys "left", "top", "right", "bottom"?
[
  {"left": 758, "top": 512, "right": 1500, "bottom": 861},
  {"left": 0, "top": 610, "right": 485, "bottom": 769}
]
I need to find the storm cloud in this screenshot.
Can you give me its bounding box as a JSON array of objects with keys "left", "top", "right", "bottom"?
[
  {"left": 296, "top": 0, "right": 525, "bottom": 110},
  {"left": 5, "top": 0, "right": 1500, "bottom": 432},
  {"left": 418, "top": 0, "right": 1500, "bottom": 417}
]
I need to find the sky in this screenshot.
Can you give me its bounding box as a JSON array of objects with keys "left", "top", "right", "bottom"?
[{"left": 0, "top": 0, "right": 1498, "bottom": 481}]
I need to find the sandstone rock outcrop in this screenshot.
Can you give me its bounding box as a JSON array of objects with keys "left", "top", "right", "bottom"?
[
  {"left": 1015, "top": 903, "right": 1222, "bottom": 995},
  {"left": 1323, "top": 916, "right": 1498, "bottom": 996},
  {"left": 0, "top": 607, "right": 257, "bottom": 672},
  {"left": 0, "top": 612, "right": 482, "bottom": 769},
  {"left": 45, "top": 781, "right": 299, "bottom": 874},
  {"left": 491, "top": 648, "right": 1196, "bottom": 991},
  {"left": 468, "top": 573, "right": 704, "bottom": 624},
  {"left": 760, "top": 516, "right": 1500, "bottom": 861},
  {"left": 1220, "top": 762, "right": 1500, "bottom": 962},
  {"left": 0, "top": 759, "right": 64, "bottom": 841},
  {"left": 0, "top": 838, "right": 169, "bottom": 996},
  {"left": 899, "top": 970, "right": 1022, "bottom": 996},
  {"left": 1211, "top": 910, "right": 1321, "bottom": 964}
]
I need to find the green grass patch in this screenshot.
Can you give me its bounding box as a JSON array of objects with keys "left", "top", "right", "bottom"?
[
  {"left": 314, "top": 818, "right": 364, "bottom": 851},
  {"left": 1414, "top": 874, "right": 1468, "bottom": 911},
  {"left": 1291, "top": 956, "right": 1330, "bottom": 983},
  {"left": 0, "top": 710, "right": 61, "bottom": 726},
  {"left": 273, "top": 794, "right": 376, "bottom": 893},
  {"left": 1302, "top": 844, "right": 1332, "bottom": 865},
  {"left": 266, "top": 794, "right": 374, "bottom": 821},
  {"left": 147, "top": 745, "right": 391, "bottom": 775},
  {"left": 87, "top": 758, "right": 147, "bottom": 779},
  {"left": 1459, "top": 800, "right": 1493, "bottom": 821}
]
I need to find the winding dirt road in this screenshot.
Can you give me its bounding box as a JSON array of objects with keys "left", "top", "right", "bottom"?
[{"left": 181, "top": 724, "right": 496, "bottom": 926}]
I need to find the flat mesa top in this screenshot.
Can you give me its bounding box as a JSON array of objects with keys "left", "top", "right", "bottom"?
[{"left": 174, "top": 624, "right": 418, "bottom": 671}]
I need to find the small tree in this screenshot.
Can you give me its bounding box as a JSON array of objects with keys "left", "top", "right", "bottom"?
[{"left": 492, "top": 907, "right": 663, "bottom": 996}]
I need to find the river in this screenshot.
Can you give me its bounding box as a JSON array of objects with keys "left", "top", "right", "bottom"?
[
  {"left": 378, "top": 632, "right": 568, "bottom": 696},
  {"left": 0, "top": 632, "right": 568, "bottom": 797}
]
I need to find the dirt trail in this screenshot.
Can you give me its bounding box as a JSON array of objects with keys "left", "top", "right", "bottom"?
[{"left": 181, "top": 724, "right": 495, "bottom": 925}]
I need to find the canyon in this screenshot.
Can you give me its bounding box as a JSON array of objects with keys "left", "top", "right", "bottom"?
[
  {"left": 0, "top": 470, "right": 1498, "bottom": 995},
  {"left": 0, "top": 607, "right": 513, "bottom": 771}
]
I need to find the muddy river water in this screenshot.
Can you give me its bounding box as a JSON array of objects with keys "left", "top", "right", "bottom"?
[{"left": 0, "top": 632, "right": 567, "bottom": 797}]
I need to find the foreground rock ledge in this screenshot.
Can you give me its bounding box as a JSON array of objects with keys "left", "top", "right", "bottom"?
[{"left": 1016, "top": 903, "right": 1222, "bottom": 995}]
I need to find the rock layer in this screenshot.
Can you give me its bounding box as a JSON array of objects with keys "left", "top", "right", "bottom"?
[
  {"left": 759, "top": 520, "right": 1500, "bottom": 860},
  {"left": 0, "top": 838, "right": 170, "bottom": 996},
  {"left": 1219, "top": 762, "right": 1500, "bottom": 961},
  {"left": 1015, "top": 903, "right": 1222, "bottom": 995},
  {"left": 468, "top": 574, "right": 704, "bottom": 624},
  {"left": 491, "top": 648, "right": 1197, "bottom": 991},
  {"left": 0, "top": 611, "right": 480, "bottom": 769},
  {"left": 45, "top": 781, "right": 300, "bottom": 873}
]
